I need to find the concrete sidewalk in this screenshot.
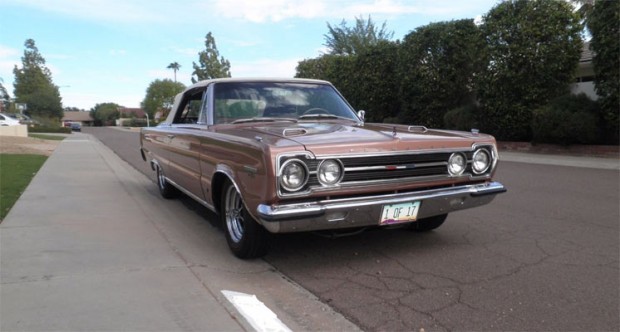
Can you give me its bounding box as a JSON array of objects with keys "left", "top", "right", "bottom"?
[{"left": 1, "top": 133, "right": 359, "bottom": 331}]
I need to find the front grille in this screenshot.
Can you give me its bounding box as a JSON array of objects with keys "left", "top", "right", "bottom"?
[
  {"left": 343, "top": 165, "right": 448, "bottom": 182},
  {"left": 278, "top": 147, "right": 494, "bottom": 197}
]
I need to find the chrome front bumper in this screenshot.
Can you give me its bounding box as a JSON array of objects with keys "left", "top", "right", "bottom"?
[{"left": 256, "top": 181, "right": 506, "bottom": 233}]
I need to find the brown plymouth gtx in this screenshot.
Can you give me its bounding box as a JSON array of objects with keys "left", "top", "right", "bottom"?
[{"left": 140, "top": 78, "right": 506, "bottom": 258}]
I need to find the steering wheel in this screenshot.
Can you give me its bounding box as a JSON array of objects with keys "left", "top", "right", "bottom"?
[{"left": 303, "top": 108, "right": 330, "bottom": 115}]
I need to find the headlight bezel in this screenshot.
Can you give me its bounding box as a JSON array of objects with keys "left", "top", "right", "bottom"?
[
  {"left": 317, "top": 159, "right": 344, "bottom": 186},
  {"left": 279, "top": 158, "right": 309, "bottom": 192},
  {"left": 472, "top": 148, "right": 491, "bottom": 174},
  {"left": 448, "top": 152, "right": 467, "bottom": 176}
]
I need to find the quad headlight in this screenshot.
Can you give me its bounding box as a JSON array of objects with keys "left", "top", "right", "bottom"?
[
  {"left": 472, "top": 149, "right": 491, "bottom": 174},
  {"left": 448, "top": 153, "right": 467, "bottom": 176},
  {"left": 317, "top": 159, "right": 344, "bottom": 186},
  {"left": 280, "top": 159, "right": 308, "bottom": 191}
]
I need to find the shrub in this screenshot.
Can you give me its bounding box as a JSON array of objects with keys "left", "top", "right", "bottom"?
[
  {"left": 128, "top": 118, "right": 148, "bottom": 127},
  {"left": 444, "top": 104, "right": 480, "bottom": 131},
  {"left": 532, "top": 94, "right": 600, "bottom": 145},
  {"left": 29, "top": 126, "right": 71, "bottom": 134}
]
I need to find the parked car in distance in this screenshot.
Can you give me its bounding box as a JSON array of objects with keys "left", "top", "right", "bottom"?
[
  {"left": 140, "top": 78, "right": 506, "bottom": 259},
  {"left": 70, "top": 122, "right": 81, "bottom": 132},
  {"left": 0, "top": 113, "right": 21, "bottom": 126},
  {"left": 3, "top": 113, "right": 38, "bottom": 126}
]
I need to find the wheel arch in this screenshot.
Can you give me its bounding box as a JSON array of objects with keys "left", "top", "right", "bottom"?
[{"left": 211, "top": 166, "right": 243, "bottom": 216}]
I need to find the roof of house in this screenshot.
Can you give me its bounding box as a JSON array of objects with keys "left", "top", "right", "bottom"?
[
  {"left": 62, "top": 111, "right": 93, "bottom": 122},
  {"left": 119, "top": 107, "right": 145, "bottom": 118}
]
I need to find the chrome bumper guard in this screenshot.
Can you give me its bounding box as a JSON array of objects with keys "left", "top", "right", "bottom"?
[{"left": 256, "top": 182, "right": 506, "bottom": 233}]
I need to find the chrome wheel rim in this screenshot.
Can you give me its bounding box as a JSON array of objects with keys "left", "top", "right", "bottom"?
[
  {"left": 157, "top": 167, "right": 166, "bottom": 189},
  {"left": 224, "top": 186, "right": 244, "bottom": 243}
]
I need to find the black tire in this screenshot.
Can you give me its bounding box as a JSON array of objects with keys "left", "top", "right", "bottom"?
[
  {"left": 156, "top": 165, "right": 179, "bottom": 199},
  {"left": 221, "top": 181, "right": 270, "bottom": 259},
  {"left": 410, "top": 214, "right": 448, "bottom": 232}
]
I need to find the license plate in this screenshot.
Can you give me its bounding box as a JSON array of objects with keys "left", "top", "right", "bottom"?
[{"left": 380, "top": 201, "right": 421, "bottom": 225}]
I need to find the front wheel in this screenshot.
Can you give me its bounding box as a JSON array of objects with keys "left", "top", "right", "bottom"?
[
  {"left": 156, "top": 165, "right": 179, "bottom": 199},
  {"left": 409, "top": 214, "right": 448, "bottom": 232},
  {"left": 221, "top": 181, "right": 270, "bottom": 259}
]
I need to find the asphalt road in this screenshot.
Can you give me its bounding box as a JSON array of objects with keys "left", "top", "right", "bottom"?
[{"left": 85, "top": 127, "right": 619, "bottom": 332}]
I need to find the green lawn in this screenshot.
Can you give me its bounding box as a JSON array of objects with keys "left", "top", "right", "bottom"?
[{"left": 0, "top": 154, "right": 48, "bottom": 221}]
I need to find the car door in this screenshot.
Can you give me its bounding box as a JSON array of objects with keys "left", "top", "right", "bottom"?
[{"left": 167, "top": 87, "right": 208, "bottom": 200}]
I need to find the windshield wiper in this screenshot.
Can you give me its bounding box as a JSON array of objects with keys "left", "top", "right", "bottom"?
[
  {"left": 298, "top": 114, "right": 340, "bottom": 120},
  {"left": 231, "top": 117, "right": 298, "bottom": 124},
  {"left": 298, "top": 114, "right": 359, "bottom": 122}
]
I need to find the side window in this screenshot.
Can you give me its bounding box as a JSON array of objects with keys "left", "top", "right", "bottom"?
[{"left": 173, "top": 89, "right": 205, "bottom": 124}]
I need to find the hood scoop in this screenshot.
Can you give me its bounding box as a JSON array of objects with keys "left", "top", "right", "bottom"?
[
  {"left": 282, "top": 128, "right": 308, "bottom": 137},
  {"left": 408, "top": 125, "right": 428, "bottom": 133}
]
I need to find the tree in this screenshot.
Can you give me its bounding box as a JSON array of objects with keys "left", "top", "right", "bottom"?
[
  {"left": 477, "top": 0, "right": 582, "bottom": 141},
  {"left": 167, "top": 62, "right": 181, "bottom": 82},
  {"left": 399, "top": 19, "right": 487, "bottom": 127},
  {"left": 296, "top": 41, "right": 400, "bottom": 123},
  {"left": 12, "top": 39, "right": 63, "bottom": 119},
  {"left": 90, "top": 102, "right": 120, "bottom": 126},
  {"left": 141, "top": 79, "right": 185, "bottom": 121},
  {"left": 192, "top": 32, "right": 231, "bottom": 83},
  {"left": 0, "top": 78, "right": 10, "bottom": 113},
  {"left": 586, "top": 0, "right": 619, "bottom": 143},
  {"left": 64, "top": 106, "right": 84, "bottom": 112},
  {"left": 324, "top": 15, "right": 394, "bottom": 55}
]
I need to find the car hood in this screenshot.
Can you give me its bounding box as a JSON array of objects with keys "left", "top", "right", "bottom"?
[{"left": 223, "top": 122, "right": 495, "bottom": 154}]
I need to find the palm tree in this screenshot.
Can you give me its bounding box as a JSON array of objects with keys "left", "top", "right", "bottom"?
[{"left": 167, "top": 62, "right": 181, "bottom": 82}]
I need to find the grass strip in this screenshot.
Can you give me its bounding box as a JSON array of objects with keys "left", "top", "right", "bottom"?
[
  {"left": 0, "top": 154, "right": 48, "bottom": 221},
  {"left": 29, "top": 133, "right": 66, "bottom": 141}
]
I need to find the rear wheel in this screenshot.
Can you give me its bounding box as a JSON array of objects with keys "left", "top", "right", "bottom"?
[
  {"left": 156, "top": 165, "right": 179, "bottom": 199},
  {"left": 221, "top": 181, "right": 269, "bottom": 259},
  {"left": 410, "top": 214, "right": 448, "bottom": 232}
]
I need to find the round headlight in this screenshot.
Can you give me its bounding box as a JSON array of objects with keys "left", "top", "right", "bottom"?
[
  {"left": 472, "top": 149, "right": 491, "bottom": 174},
  {"left": 280, "top": 159, "right": 308, "bottom": 191},
  {"left": 448, "top": 153, "right": 467, "bottom": 176},
  {"left": 318, "top": 159, "right": 343, "bottom": 186}
]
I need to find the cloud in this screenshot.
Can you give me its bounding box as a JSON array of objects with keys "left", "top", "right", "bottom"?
[
  {"left": 109, "top": 49, "right": 127, "bottom": 56},
  {"left": 231, "top": 58, "right": 298, "bottom": 78},
  {"left": 212, "top": 0, "right": 327, "bottom": 22},
  {"left": 0, "top": 45, "right": 20, "bottom": 88},
  {"left": 2, "top": 0, "right": 169, "bottom": 24},
  {"left": 210, "top": 0, "right": 493, "bottom": 23}
]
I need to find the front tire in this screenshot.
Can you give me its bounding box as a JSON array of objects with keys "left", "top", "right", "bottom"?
[
  {"left": 221, "top": 181, "right": 269, "bottom": 259},
  {"left": 410, "top": 214, "right": 448, "bottom": 232},
  {"left": 156, "top": 165, "right": 179, "bottom": 199}
]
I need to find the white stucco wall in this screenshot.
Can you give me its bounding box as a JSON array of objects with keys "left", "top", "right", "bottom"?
[{"left": 0, "top": 125, "right": 28, "bottom": 137}]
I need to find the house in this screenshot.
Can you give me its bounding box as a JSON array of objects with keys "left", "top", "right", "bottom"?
[
  {"left": 571, "top": 41, "right": 598, "bottom": 100},
  {"left": 117, "top": 107, "right": 148, "bottom": 126},
  {"left": 62, "top": 111, "right": 94, "bottom": 127},
  {"left": 118, "top": 107, "right": 145, "bottom": 118}
]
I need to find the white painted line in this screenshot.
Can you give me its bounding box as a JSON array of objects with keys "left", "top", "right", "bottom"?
[{"left": 222, "top": 290, "right": 292, "bottom": 332}]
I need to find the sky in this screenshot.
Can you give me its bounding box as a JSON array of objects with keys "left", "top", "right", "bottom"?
[{"left": 0, "top": 0, "right": 499, "bottom": 111}]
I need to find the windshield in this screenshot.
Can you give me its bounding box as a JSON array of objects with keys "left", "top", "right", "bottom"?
[{"left": 212, "top": 82, "right": 359, "bottom": 124}]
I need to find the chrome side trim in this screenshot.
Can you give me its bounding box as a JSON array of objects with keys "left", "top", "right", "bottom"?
[{"left": 164, "top": 176, "right": 216, "bottom": 212}]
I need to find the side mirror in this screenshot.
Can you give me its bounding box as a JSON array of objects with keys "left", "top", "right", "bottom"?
[{"left": 357, "top": 110, "right": 366, "bottom": 122}]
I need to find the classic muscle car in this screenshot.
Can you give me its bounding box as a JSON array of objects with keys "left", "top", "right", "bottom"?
[{"left": 140, "top": 78, "right": 506, "bottom": 258}]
